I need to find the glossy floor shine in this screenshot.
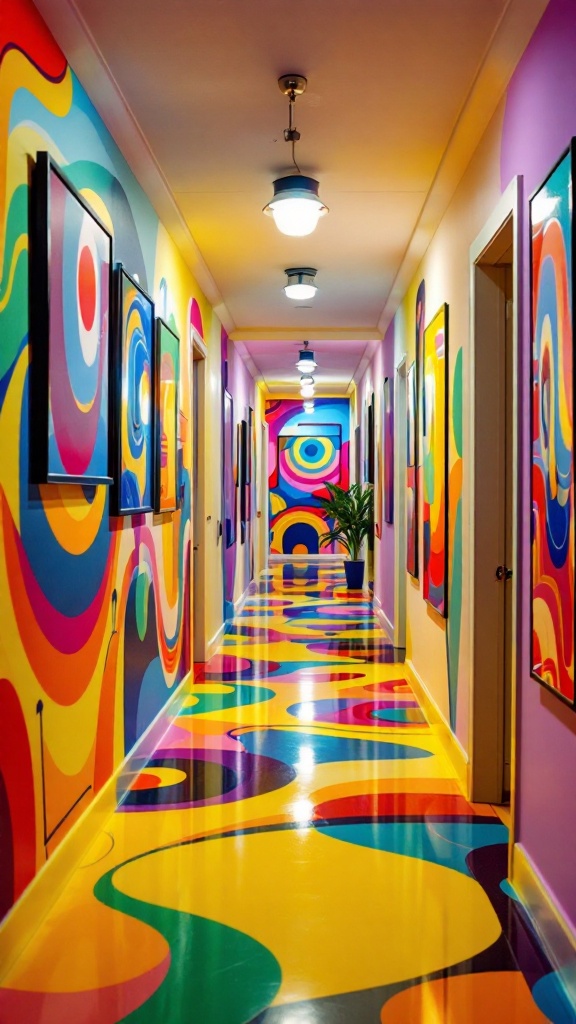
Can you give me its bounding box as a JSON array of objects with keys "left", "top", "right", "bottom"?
[{"left": 1, "top": 563, "right": 574, "bottom": 1023}]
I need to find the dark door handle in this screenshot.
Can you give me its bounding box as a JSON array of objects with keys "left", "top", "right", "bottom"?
[{"left": 495, "top": 565, "right": 513, "bottom": 581}]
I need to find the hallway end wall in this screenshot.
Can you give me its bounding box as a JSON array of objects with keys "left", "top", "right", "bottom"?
[{"left": 265, "top": 398, "right": 350, "bottom": 557}]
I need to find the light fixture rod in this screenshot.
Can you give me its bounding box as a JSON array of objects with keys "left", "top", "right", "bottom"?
[{"left": 279, "top": 74, "right": 307, "bottom": 174}]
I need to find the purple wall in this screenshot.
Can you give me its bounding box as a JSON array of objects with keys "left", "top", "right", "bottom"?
[{"left": 501, "top": 0, "right": 576, "bottom": 929}]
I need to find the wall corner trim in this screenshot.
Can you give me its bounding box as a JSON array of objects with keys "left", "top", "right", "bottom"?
[
  {"left": 511, "top": 843, "right": 576, "bottom": 1006},
  {"left": 405, "top": 657, "right": 469, "bottom": 794},
  {"left": 234, "top": 582, "right": 252, "bottom": 615},
  {"left": 373, "top": 595, "right": 394, "bottom": 640},
  {"left": 0, "top": 671, "right": 192, "bottom": 981},
  {"left": 206, "top": 622, "right": 226, "bottom": 661}
]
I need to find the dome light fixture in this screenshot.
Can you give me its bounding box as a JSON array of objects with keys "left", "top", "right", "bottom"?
[
  {"left": 300, "top": 379, "right": 315, "bottom": 399},
  {"left": 263, "top": 75, "right": 328, "bottom": 237},
  {"left": 295, "top": 340, "right": 317, "bottom": 373},
  {"left": 284, "top": 267, "right": 318, "bottom": 301}
]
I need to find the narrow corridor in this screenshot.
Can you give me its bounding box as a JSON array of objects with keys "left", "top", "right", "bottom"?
[{"left": 0, "top": 564, "right": 572, "bottom": 1023}]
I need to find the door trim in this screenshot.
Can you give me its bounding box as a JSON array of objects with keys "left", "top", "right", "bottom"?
[
  {"left": 468, "top": 177, "right": 522, "bottom": 836},
  {"left": 394, "top": 356, "right": 407, "bottom": 649}
]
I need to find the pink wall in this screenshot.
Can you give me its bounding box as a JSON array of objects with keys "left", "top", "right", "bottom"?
[{"left": 500, "top": 0, "right": 576, "bottom": 930}]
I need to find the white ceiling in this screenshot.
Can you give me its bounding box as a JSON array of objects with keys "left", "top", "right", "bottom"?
[{"left": 34, "top": 0, "right": 549, "bottom": 392}]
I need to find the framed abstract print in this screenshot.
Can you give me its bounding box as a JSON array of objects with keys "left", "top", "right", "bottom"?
[
  {"left": 31, "top": 151, "right": 113, "bottom": 485},
  {"left": 406, "top": 361, "right": 418, "bottom": 578},
  {"left": 223, "top": 390, "right": 236, "bottom": 547},
  {"left": 423, "top": 304, "right": 448, "bottom": 616},
  {"left": 154, "top": 317, "right": 179, "bottom": 513},
  {"left": 111, "top": 266, "right": 154, "bottom": 514},
  {"left": 383, "top": 376, "right": 394, "bottom": 524},
  {"left": 367, "top": 393, "right": 375, "bottom": 484},
  {"left": 239, "top": 418, "right": 248, "bottom": 525},
  {"left": 530, "top": 142, "right": 575, "bottom": 706}
]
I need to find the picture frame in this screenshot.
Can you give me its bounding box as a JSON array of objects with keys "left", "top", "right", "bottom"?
[
  {"left": 31, "top": 151, "right": 113, "bottom": 485},
  {"left": 223, "top": 390, "right": 236, "bottom": 547},
  {"left": 111, "top": 266, "right": 154, "bottom": 515},
  {"left": 383, "top": 376, "right": 394, "bottom": 523},
  {"left": 239, "top": 418, "right": 248, "bottom": 525},
  {"left": 423, "top": 303, "right": 448, "bottom": 616},
  {"left": 366, "top": 393, "right": 375, "bottom": 484},
  {"left": 530, "top": 141, "right": 575, "bottom": 707},
  {"left": 154, "top": 317, "right": 179, "bottom": 514},
  {"left": 406, "top": 361, "right": 418, "bottom": 578}
]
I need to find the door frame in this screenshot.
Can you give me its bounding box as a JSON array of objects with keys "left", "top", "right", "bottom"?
[
  {"left": 394, "top": 357, "right": 408, "bottom": 649},
  {"left": 191, "top": 327, "right": 207, "bottom": 662},
  {"left": 258, "top": 418, "right": 269, "bottom": 572},
  {"left": 468, "top": 176, "right": 521, "bottom": 822}
]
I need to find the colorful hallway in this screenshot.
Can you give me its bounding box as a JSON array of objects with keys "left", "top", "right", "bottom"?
[{"left": 0, "top": 563, "right": 572, "bottom": 1023}]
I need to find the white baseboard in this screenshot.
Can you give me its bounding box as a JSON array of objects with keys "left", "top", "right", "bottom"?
[
  {"left": 511, "top": 843, "right": 576, "bottom": 1006},
  {"left": 0, "top": 670, "right": 192, "bottom": 980},
  {"left": 404, "top": 657, "right": 469, "bottom": 793},
  {"left": 373, "top": 595, "right": 394, "bottom": 639}
]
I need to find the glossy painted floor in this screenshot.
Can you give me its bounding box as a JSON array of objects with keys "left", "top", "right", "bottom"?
[{"left": 1, "top": 562, "right": 575, "bottom": 1023}]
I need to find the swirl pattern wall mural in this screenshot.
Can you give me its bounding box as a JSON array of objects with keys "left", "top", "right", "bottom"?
[
  {"left": 0, "top": 0, "right": 210, "bottom": 921},
  {"left": 266, "top": 399, "right": 350, "bottom": 556},
  {"left": 530, "top": 145, "right": 575, "bottom": 705}
]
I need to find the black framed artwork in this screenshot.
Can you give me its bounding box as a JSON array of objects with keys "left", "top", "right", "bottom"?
[
  {"left": 31, "top": 151, "right": 113, "bottom": 485},
  {"left": 111, "top": 266, "right": 154, "bottom": 515}
]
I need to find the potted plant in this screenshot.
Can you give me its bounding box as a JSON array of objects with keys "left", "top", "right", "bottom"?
[{"left": 318, "top": 482, "right": 374, "bottom": 590}]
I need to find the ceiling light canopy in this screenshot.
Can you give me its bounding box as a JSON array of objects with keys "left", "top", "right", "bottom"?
[
  {"left": 295, "top": 340, "right": 317, "bottom": 373},
  {"left": 284, "top": 266, "right": 318, "bottom": 301},
  {"left": 263, "top": 75, "right": 328, "bottom": 237}
]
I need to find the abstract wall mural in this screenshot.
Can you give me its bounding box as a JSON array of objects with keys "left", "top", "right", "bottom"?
[
  {"left": 446, "top": 347, "right": 463, "bottom": 730},
  {"left": 423, "top": 305, "right": 448, "bottom": 616},
  {"left": 0, "top": 0, "right": 206, "bottom": 921},
  {"left": 266, "top": 399, "right": 350, "bottom": 555},
  {"left": 155, "top": 318, "right": 180, "bottom": 514},
  {"left": 530, "top": 144, "right": 575, "bottom": 706}
]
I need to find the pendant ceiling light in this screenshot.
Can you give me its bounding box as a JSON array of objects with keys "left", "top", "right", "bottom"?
[
  {"left": 300, "top": 374, "right": 315, "bottom": 399},
  {"left": 303, "top": 400, "right": 315, "bottom": 413},
  {"left": 263, "top": 75, "right": 328, "bottom": 237},
  {"left": 284, "top": 267, "right": 317, "bottom": 301},
  {"left": 295, "top": 340, "right": 317, "bottom": 373}
]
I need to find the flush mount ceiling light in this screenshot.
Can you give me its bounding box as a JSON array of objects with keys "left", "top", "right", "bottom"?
[
  {"left": 263, "top": 75, "right": 328, "bottom": 237},
  {"left": 295, "top": 340, "right": 317, "bottom": 373},
  {"left": 284, "top": 267, "right": 318, "bottom": 301}
]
